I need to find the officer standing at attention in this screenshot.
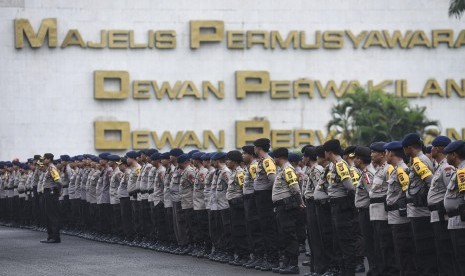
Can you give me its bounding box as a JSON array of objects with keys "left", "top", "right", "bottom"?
[
  {"left": 323, "top": 139, "right": 356, "bottom": 276},
  {"left": 402, "top": 133, "right": 439, "bottom": 275},
  {"left": 125, "top": 151, "right": 141, "bottom": 244},
  {"left": 384, "top": 141, "right": 417, "bottom": 275},
  {"left": 443, "top": 140, "right": 465, "bottom": 275},
  {"left": 40, "top": 153, "right": 62, "bottom": 243},
  {"left": 428, "top": 136, "right": 460, "bottom": 275},
  {"left": 178, "top": 153, "right": 196, "bottom": 255},
  {"left": 253, "top": 138, "right": 279, "bottom": 271},
  {"left": 369, "top": 142, "right": 398, "bottom": 275},
  {"left": 271, "top": 147, "right": 304, "bottom": 275}
]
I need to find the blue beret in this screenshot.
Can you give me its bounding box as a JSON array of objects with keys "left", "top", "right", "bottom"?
[
  {"left": 98, "top": 152, "right": 111, "bottom": 160},
  {"left": 288, "top": 153, "right": 301, "bottom": 163},
  {"left": 150, "top": 152, "right": 161, "bottom": 160},
  {"left": 370, "top": 142, "right": 386, "bottom": 152},
  {"left": 145, "top": 149, "right": 158, "bottom": 156},
  {"left": 160, "top": 152, "right": 170, "bottom": 160},
  {"left": 402, "top": 133, "right": 422, "bottom": 147},
  {"left": 5, "top": 161, "right": 13, "bottom": 167},
  {"left": 201, "top": 153, "right": 211, "bottom": 161},
  {"left": 75, "top": 155, "right": 84, "bottom": 161},
  {"left": 211, "top": 152, "right": 226, "bottom": 161},
  {"left": 384, "top": 141, "right": 403, "bottom": 151},
  {"left": 27, "top": 158, "right": 33, "bottom": 163},
  {"left": 170, "top": 148, "right": 184, "bottom": 157},
  {"left": 177, "top": 154, "right": 190, "bottom": 163},
  {"left": 187, "top": 150, "right": 199, "bottom": 159},
  {"left": 126, "top": 151, "right": 139, "bottom": 159},
  {"left": 12, "top": 160, "right": 20, "bottom": 166},
  {"left": 69, "top": 157, "right": 75, "bottom": 162},
  {"left": 192, "top": 152, "right": 204, "bottom": 160},
  {"left": 90, "top": 156, "right": 100, "bottom": 162},
  {"left": 60, "top": 155, "right": 71, "bottom": 162},
  {"left": 444, "top": 140, "right": 465, "bottom": 154},
  {"left": 432, "top": 136, "right": 451, "bottom": 147},
  {"left": 107, "top": 154, "right": 121, "bottom": 162}
]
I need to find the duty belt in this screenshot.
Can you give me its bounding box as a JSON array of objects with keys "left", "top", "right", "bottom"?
[
  {"left": 386, "top": 204, "right": 399, "bottom": 211},
  {"left": 305, "top": 197, "right": 315, "bottom": 204},
  {"left": 447, "top": 209, "right": 460, "bottom": 218},
  {"left": 369, "top": 196, "right": 386, "bottom": 204}
]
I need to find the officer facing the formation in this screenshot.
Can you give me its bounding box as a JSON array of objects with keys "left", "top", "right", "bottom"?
[
  {"left": 271, "top": 147, "right": 304, "bottom": 275},
  {"left": 323, "top": 139, "right": 356, "bottom": 276},
  {"left": 443, "top": 140, "right": 465, "bottom": 275},
  {"left": 41, "top": 153, "right": 62, "bottom": 243},
  {"left": 402, "top": 133, "right": 439, "bottom": 275}
]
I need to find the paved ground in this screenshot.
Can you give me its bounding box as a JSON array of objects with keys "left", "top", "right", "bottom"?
[{"left": 0, "top": 226, "right": 303, "bottom": 276}]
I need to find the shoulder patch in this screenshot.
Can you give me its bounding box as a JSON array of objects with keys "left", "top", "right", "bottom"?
[
  {"left": 457, "top": 167, "right": 465, "bottom": 192},
  {"left": 397, "top": 167, "right": 409, "bottom": 192},
  {"left": 135, "top": 167, "right": 141, "bottom": 176},
  {"left": 237, "top": 171, "right": 245, "bottom": 187},
  {"left": 335, "top": 161, "right": 350, "bottom": 181},
  {"left": 50, "top": 167, "right": 60, "bottom": 182},
  {"left": 263, "top": 158, "right": 276, "bottom": 175},
  {"left": 387, "top": 164, "right": 394, "bottom": 177},
  {"left": 349, "top": 167, "right": 360, "bottom": 185},
  {"left": 284, "top": 167, "right": 298, "bottom": 186},
  {"left": 412, "top": 157, "right": 432, "bottom": 180},
  {"left": 249, "top": 164, "right": 258, "bottom": 179}
]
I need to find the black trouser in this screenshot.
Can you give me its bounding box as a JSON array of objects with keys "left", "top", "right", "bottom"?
[
  {"left": 173, "top": 201, "right": 189, "bottom": 246},
  {"left": 79, "top": 199, "right": 88, "bottom": 230},
  {"left": 60, "top": 195, "right": 71, "bottom": 228},
  {"left": 131, "top": 199, "right": 141, "bottom": 237},
  {"left": 25, "top": 198, "right": 32, "bottom": 224},
  {"left": 219, "top": 208, "right": 233, "bottom": 254},
  {"left": 330, "top": 197, "right": 356, "bottom": 276},
  {"left": 306, "top": 198, "right": 324, "bottom": 273},
  {"left": 165, "top": 207, "right": 176, "bottom": 243},
  {"left": 39, "top": 193, "right": 46, "bottom": 227},
  {"left": 184, "top": 208, "right": 194, "bottom": 246},
  {"left": 372, "top": 220, "right": 399, "bottom": 275},
  {"left": 209, "top": 210, "right": 222, "bottom": 251},
  {"left": 244, "top": 193, "right": 263, "bottom": 257},
  {"left": 120, "top": 197, "right": 134, "bottom": 240},
  {"left": 357, "top": 208, "right": 381, "bottom": 276},
  {"left": 88, "top": 203, "right": 97, "bottom": 232},
  {"left": 193, "top": 209, "right": 210, "bottom": 250},
  {"left": 99, "top": 203, "right": 111, "bottom": 235},
  {"left": 151, "top": 202, "right": 167, "bottom": 242},
  {"left": 391, "top": 223, "right": 417, "bottom": 276},
  {"left": 18, "top": 197, "right": 25, "bottom": 224},
  {"left": 12, "top": 195, "right": 19, "bottom": 223},
  {"left": 111, "top": 204, "right": 122, "bottom": 237},
  {"left": 296, "top": 206, "right": 307, "bottom": 247},
  {"left": 139, "top": 199, "right": 151, "bottom": 238},
  {"left": 450, "top": 228, "right": 465, "bottom": 276},
  {"left": 315, "top": 200, "right": 336, "bottom": 272},
  {"left": 410, "top": 216, "right": 438, "bottom": 276},
  {"left": 32, "top": 190, "right": 39, "bottom": 226},
  {"left": 255, "top": 190, "right": 279, "bottom": 262},
  {"left": 432, "top": 221, "right": 460, "bottom": 276},
  {"left": 352, "top": 209, "right": 365, "bottom": 264},
  {"left": 229, "top": 198, "right": 249, "bottom": 258},
  {"left": 276, "top": 205, "right": 300, "bottom": 266},
  {"left": 70, "top": 199, "right": 79, "bottom": 230},
  {"left": 44, "top": 189, "right": 60, "bottom": 240}
]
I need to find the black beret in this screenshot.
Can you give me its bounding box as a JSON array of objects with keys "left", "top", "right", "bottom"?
[
  {"left": 370, "top": 142, "right": 386, "bottom": 152},
  {"left": 120, "top": 157, "right": 128, "bottom": 165},
  {"left": 253, "top": 138, "right": 271, "bottom": 151},
  {"left": 304, "top": 147, "right": 317, "bottom": 160},
  {"left": 323, "top": 139, "right": 341, "bottom": 154},
  {"left": 43, "top": 153, "right": 54, "bottom": 160},
  {"left": 33, "top": 155, "right": 41, "bottom": 161},
  {"left": 444, "top": 140, "right": 465, "bottom": 154},
  {"left": 273, "top": 147, "right": 288, "bottom": 159},
  {"left": 301, "top": 145, "right": 313, "bottom": 154},
  {"left": 150, "top": 152, "right": 161, "bottom": 160},
  {"left": 107, "top": 154, "right": 121, "bottom": 162},
  {"left": 211, "top": 152, "right": 226, "bottom": 161},
  {"left": 98, "top": 153, "right": 111, "bottom": 160},
  {"left": 384, "top": 141, "right": 403, "bottom": 151},
  {"left": 201, "top": 153, "right": 212, "bottom": 161},
  {"left": 241, "top": 145, "right": 255, "bottom": 155},
  {"left": 187, "top": 150, "right": 199, "bottom": 159},
  {"left": 425, "top": 146, "right": 432, "bottom": 154},
  {"left": 354, "top": 146, "right": 371, "bottom": 159},
  {"left": 160, "top": 152, "right": 170, "bottom": 160},
  {"left": 288, "top": 153, "right": 301, "bottom": 163},
  {"left": 402, "top": 133, "right": 422, "bottom": 147},
  {"left": 226, "top": 150, "right": 243, "bottom": 163},
  {"left": 169, "top": 148, "right": 184, "bottom": 157},
  {"left": 343, "top": 145, "right": 357, "bottom": 156},
  {"left": 125, "top": 151, "right": 139, "bottom": 159},
  {"left": 432, "top": 136, "right": 451, "bottom": 147},
  {"left": 191, "top": 152, "right": 204, "bottom": 160},
  {"left": 315, "top": 146, "right": 325, "bottom": 158},
  {"left": 60, "top": 155, "right": 71, "bottom": 162},
  {"left": 145, "top": 149, "right": 158, "bottom": 156}
]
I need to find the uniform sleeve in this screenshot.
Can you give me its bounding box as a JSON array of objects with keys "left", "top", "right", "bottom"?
[
  {"left": 412, "top": 157, "right": 433, "bottom": 180},
  {"left": 237, "top": 171, "right": 245, "bottom": 187},
  {"left": 263, "top": 158, "right": 276, "bottom": 176},
  {"left": 397, "top": 167, "right": 409, "bottom": 192},
  {"left": 336, "top": 161, "right": 354, "bottom": 191},
  {"left": 50, "top": 167, "right": 61, "bottom": 182}
]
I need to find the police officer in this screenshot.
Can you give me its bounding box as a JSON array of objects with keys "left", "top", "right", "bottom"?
[
  {"left": 353, "top": 146, "right": 381, "bottom": 276},
  {"left": 149, "top": 152, "right": 168, "bottom": 251},
  {"left": 253, "top": 138, "right": 280, "bottom": 271},
  {"left": 385, "top": 141, "right": 417, "bottom": 275},
  {"left": 271, "top": 147, "right": 303, "bottom": 275},
  {"left": 402, "top": 133, "right": 439, "bottom": 275},
  {"left": 177, "top": 153, "right": 196, "bottom": 254},
  {"left": 369, "top": 142, "right": 398, "bottom": 275},
  {"left": 40, "top": 153, "right": 62, "bottom": 243},
  {"left": 117, "top": 157, "right": 135, "bottom": 244},
  {"left": 169, "top": 148, "right": 185, "bottom": 253},
  {"left": 161, "top": 151, "right": 177, "bottom": 252},
  {"left": 444, "top": 140, "right": 465, "bottom": 275},
  {"left": 126, "top": 151, "right": 141, "bottom": 245},
  {"left": 225, "top": 150, "right": 249, "bottom": 266},
  {"left": 428, "top": 136, "right": 460, "bottom": 275},
  {"left": 108, "top": 154, "right": 123, "bottom": 242},
  {"left": 60, "top": 155, "right": 73, "bottom": 230},
  {"left": 323, "top": 139, "right": 356, "bottom": 276}
]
